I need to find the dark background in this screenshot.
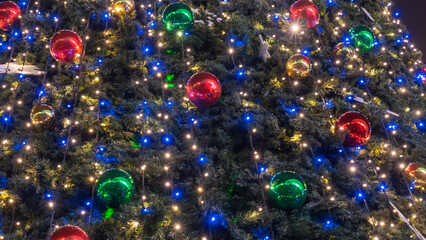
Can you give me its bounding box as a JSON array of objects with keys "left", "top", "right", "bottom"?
[{"left": 393, "top": 0, "right": 426, "bottom": 61}]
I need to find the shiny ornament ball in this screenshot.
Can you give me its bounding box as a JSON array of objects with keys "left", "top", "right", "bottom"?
[
  {"left": 50, "top": 30, "right": 83, "bottom": 63},
  {"left": 286, "top": 54, "right": 312, "bottom": 79},
  {"left": 270, "top": 171, "right": 307, "bottom": 209},
  {"left": 336, "top": 112, "right": 371, "bottom": 148},
  {"left": 186, "top": 72, "right": 221, "bottom": 108},
  {"left": 348, "top": 26, "right": 374, "bottom": 54},
  {"left": 95, "top": 169, "right": 135, "bottom": 208},
  {"left": 332, "top": 42, "right": 355, "bottom": 64},
  {"left": 113, "top": 0, "right": 134, "bottom": 13},
  {"left": 0, "top": 1, "right": 20, "bottom": 31},
  {"left": 162, "top": 3, "right": 194, "bottom": 32},
  {"left": 30, "top": 104, "right": 55, "bottom": 129},
  {"left": 290, "top": 0, "right": 320, "bottom": 29},
  {"left": 405, "top": 162, "right": 426, "bottom": 186},
  {"left": 49, "top": 225, "right": 90, "bottom": 240}
]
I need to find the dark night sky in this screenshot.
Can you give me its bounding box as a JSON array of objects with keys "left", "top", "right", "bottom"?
[{"left": 393, "top": 0, "right": 426, "bottom": 61}]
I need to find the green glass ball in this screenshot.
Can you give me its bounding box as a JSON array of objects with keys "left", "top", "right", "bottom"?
[
  {"left": 348, "top": 26, "right": 374, "bottom": 54},
  {"left": 162, "top": 3, "right": 194, "bottom": 32},
  {"left": 269, "top": 171, "right": 307, "bottom": 209},
  {"left": 95, "top": 169, "right": 135, "bottom": 208}
]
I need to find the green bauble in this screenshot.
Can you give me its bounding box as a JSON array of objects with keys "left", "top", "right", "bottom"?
[
  {"left": 162, "top": 3, "right": 194, "bottom": 32},
  {"left": 269, "top": 171, "right": 307, "bottom": 209},
  {"left": 95, "top": 169, "right": 135, "bottom": 208},
  {"left": 348, "top": 26, "right": 374, "bottom": 54}
]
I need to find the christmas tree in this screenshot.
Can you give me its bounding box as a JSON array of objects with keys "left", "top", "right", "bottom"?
[{"left": 0, "top": 0, "right": 425, "bottom": 239}]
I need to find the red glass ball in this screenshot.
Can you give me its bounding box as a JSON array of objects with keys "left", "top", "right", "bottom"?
[
  {"left": 0, "top": 1, "right": 21, "bottom": 31},
  {"left": 50, "top": 30, "right": 83, "bottom": 63},
  {"left": 186, "top": 72, "right": 221, "bottom": 108},
  {"left": 405, "top": 162, "right": 426, "bottom": 185},
  {"left": 336, "top": 112, "right": 371, "bottom": 148},
  {"left": 290, "top": 0, "right": 320, "bottom": 29},
  {"left": 49, "top": 225, "right": 90, "bottom": 240}
]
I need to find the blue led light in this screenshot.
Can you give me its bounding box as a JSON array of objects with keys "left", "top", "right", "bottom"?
[
  {"left": 302, "top": 49, "right": 310, "bottom": 55},
  {"left": 66, "top": 104, "right": 72, "bottom": 109},
  {"left": 98, "top": 58, "right": 103, "bottom": 63},
  {"left": 388, "top": 123, "right": 398, "bottom": 130},
  {"left": 162, "top": 135, "right": 173, "bottom": 145},
  {"left": 346, "top": 95, "right": 354, "bottom": 101},
  {"left": 237, "top": 70, "right": 244, "bottom": 77},
  {"left": 46, "top": 193, "right": 52, "bottom": 199},
  {"left": 393, "top": 11, "right": 400, "bottom": 18},
  {"left": 103, "top": 13, "right": 109, "bottom": 19},
  {"left": 86, "top": 201, "right": 91, "bottom": 206},
  {"left": 325, "top": 101, "right": 334, "bottom": 109},
  {"left": 142, "top": 208, "right": 154, "bottom": 214},
  {"left": 198, "top": 155, "right": 208, "bottom": 165},
  {"left": 273, "top": 15, "right": 279, "bottom": 20}
]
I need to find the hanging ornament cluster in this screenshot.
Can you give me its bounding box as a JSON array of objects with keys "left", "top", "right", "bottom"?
[
  {"left": 332, "top": 42, "right": 355, "bottom": 64},
  {"left": 269, "top": 171, "right": 307, "bottom": 209},
  {"left": 0, "top": 1, "right": 20, "bottom": 31},
  {"left": 50, "top": 30, "right": 83, "bottom": 63},
  {"left": 186, "top": 72, "right": 222, "bottom": 108},
  {"left": 289, "top": 0, "right": 320, "bottom": 29},
  {"left": 336, "top": 112, "right": 371, "bottom": 148},
  {"left": 286, "top": 54, "right": 312, "bottom": 79},
  {"left": 112, "top": 0, "right": 134, "bottom": 14},
  {"left": 162, "top": 2, "right": 194, "bottom": 32},
  {"left": 95, "top": 169, "right": 135, "bottom": 208},
  {"left": 405, "top": 162, "right": 426, "bottom": 187},
  {"left": 30, "top": 104, "right": 55, "bottom": 129},
  {"left": 348, "top": 26, "right": 375, "bottom": 54},
  {"left": 49, "top": 225, "right": 90, "bottom": 240}
]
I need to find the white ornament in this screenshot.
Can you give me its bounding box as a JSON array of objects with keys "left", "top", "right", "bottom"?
[{"left": 258, "top": 35, "right": 270, "bottom": 62}]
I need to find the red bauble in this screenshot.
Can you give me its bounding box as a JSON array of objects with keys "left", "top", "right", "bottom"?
[
  {"left": 49, "top": 225, "right": 90, "bottom": 240},
  {"left": 290, "top": 0, "right": 320, "bottom": 29},
  {"left": 186, "top": 72, "right": 221, "bottom": 108},
  {"left": 50, "top": 30, "right": 83, "bottom": 63},
  {"left": 336, "top": 112, "right": 371, "bottom": 148},
  {"left": 0, "top": 1, "right": 21, "bottom": 31}
]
